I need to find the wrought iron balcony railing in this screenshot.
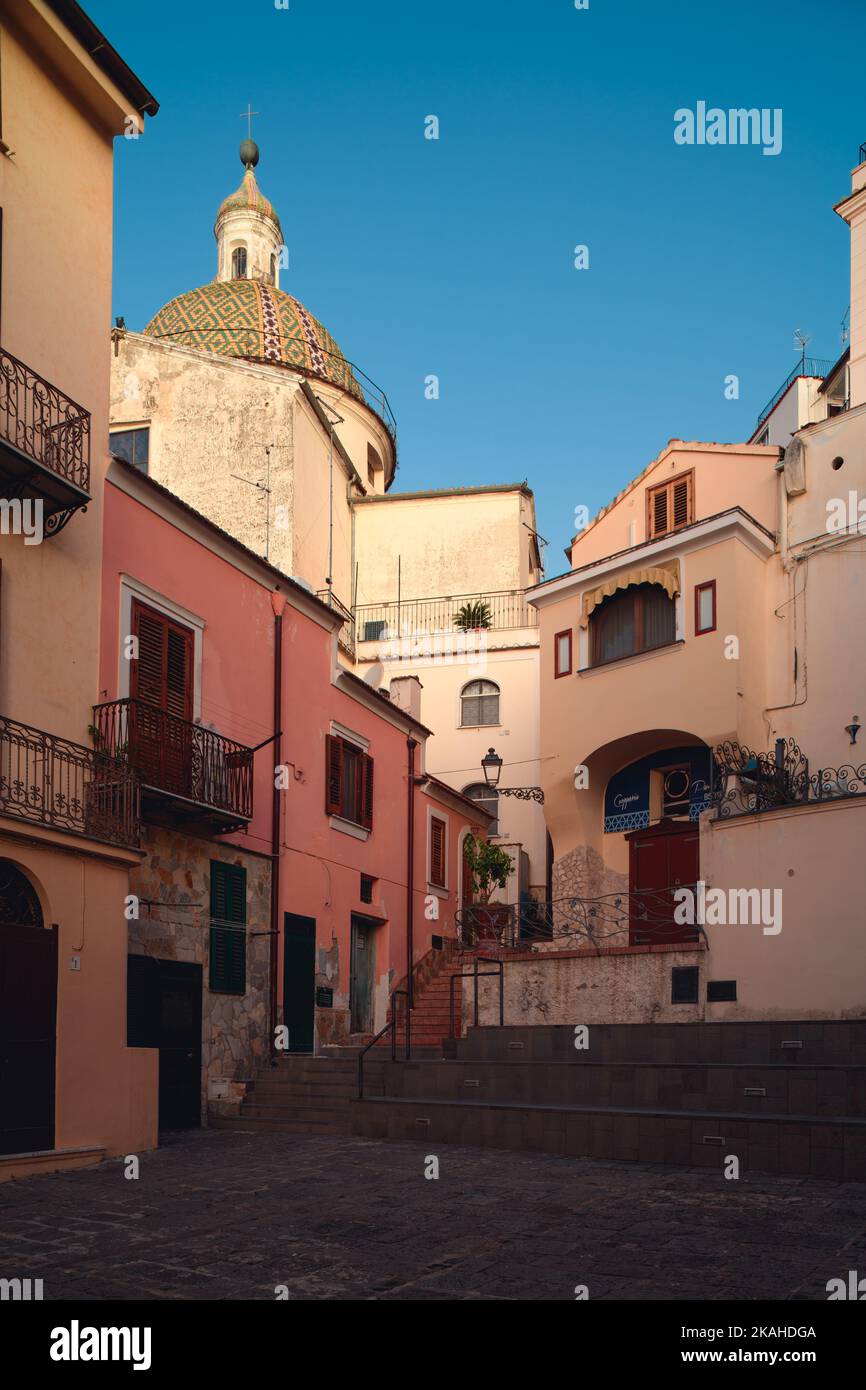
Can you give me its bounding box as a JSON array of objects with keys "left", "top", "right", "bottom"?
[
  {"left": 753, "top": 356, "right": 836, "bottom": 434},
  {"left": 0, "top": 347, "right": 91, "bottom": 535},
  {"left": 0, "top": 714, "right": 139, "bottom": 847},
  {"left": 710, "top": 737, "right": 866, "bottom": 818},
  {"left": 457, "top": 887, "right": 703, "bottom": 952},
  {"left": 354, "top": 589, "right": 539, "bottom": 643},
  {"left": 92, "top": 697, "right": 253, "bottom": 832}
]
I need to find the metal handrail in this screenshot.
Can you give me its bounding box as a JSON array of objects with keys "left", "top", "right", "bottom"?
[
  {"left": 754, "top": 357, "right": 836, "bottom": 432},
  {"left": 448, "top": 956, "right": 504, "bottom": 1038},
  {"left": 357, "top": 987, "right": 410, "bottom": 1099}
]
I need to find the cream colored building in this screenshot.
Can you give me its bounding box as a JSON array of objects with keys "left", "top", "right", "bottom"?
[
  {"left": 526, "top": 150, "right": 866, "bottom": 1025},
  {"left": 0, "top": 0, "right": 158, "bottom": 1177}
]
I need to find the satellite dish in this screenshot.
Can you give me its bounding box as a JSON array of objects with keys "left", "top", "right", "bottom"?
[{"left": 363, "top": 661, "right": 385, "bottom": 688}]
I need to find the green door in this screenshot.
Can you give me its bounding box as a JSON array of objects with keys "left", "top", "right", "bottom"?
[{"left": 349, "top": 915, "right": 374, "bottom": 1034}]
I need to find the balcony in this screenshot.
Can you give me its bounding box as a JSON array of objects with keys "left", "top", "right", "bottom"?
[
  {"left": 0, "top": 714, "right": 139, "bottom": 847},
  {"left": 0, "top": 348, "right": 91, "bottom": 536},
  {"left": 92, "top": 698, "right": 253, "bottom": 834},
  {"left": 354, "top": 589, "right": 539, "bottom": 644}
]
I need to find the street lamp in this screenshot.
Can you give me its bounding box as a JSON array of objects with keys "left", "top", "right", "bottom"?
[{"left": 481, "top": 747, "right": 544, "bottom": 803}]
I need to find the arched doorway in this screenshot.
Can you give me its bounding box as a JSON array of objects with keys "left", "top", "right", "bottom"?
[{"left": 0, "top": 860, "right": 57, "bottom": 1154}]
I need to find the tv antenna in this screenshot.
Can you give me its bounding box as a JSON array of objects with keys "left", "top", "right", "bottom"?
[
  {"left": 793, "top": 329, "right": 811, "bottom": 366},
  {"left": 232, "top": 443, "right": 275, "bottom": 560}
]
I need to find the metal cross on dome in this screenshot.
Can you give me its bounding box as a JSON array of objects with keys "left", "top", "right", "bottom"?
[{"left": 240, "top": 104, "right": 260, "bottom": 139}]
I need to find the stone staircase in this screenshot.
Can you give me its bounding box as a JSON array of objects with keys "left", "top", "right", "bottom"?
[
  {"left": 210, "top": 1055, "right": 385, "bottom": 1136},
  {"left": 350, "top": 1020, "right": 866, "bottom": 1180}
]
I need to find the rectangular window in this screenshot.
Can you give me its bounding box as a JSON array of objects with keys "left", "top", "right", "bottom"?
[
  {"left": 671, "top": 965, "right": 699, "bottom": 1005},
  {"left": 325, "top": 734, "right": 374, "bottom": 828},
  {"left": 209, "top": 861, "right": 247, "bottom": 994},
  {"left": 430, "top": 815, "right": 446, "bottom": 888},
  {"left": 360, "top": 874, "right": 375, "bottom": 904},
  {"left": 110, "top": 426, "right": 150, "bottom": 472},
  {"left": 694, "top": 580, "right": 716, "bottom": 635},
  {"left": 707, "top": 979, "right": 737, "bottom": 1003},
  {"left": 554, "top": 628, "right": 572, "bottom": 679},
  {"left": 647, "top": 471, "right": 693, "bottom": 540}
]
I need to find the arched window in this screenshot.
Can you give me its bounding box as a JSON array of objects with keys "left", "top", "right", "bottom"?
[
  {"left": 269, "top": 253, "right": 276, "bottom": 285},
  {"left": 460, "top": 679, "right": 500, "bottom": 727},
  {"left": 232, "top": 246, "right": 247, "bottom": 279},
  {"left": 0, "top": 860, "right": 43, "bottom": 926},
  {"left": 463, "top": 783, "right": 499, "bottom": 836},
  {"left": 590, "top": 583, "right": 675, "bottom": 666}
]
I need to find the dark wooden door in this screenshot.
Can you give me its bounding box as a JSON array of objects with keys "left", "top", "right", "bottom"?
[
  {"left": 0, "top": 924, "right": 57, "bottom": 1154},
  {"left": 350, "top": 915, "right": 374, "bottom": 1034},
  {"left": 283, "top": 913, "right": 316, "bottom": 1053},
  {"left": 627, "top": 820, "right": 700, "bottom": 946},
  {"left": 127, "top": 955, "right": 202, "bottom": 1130},
  {"left": 129, "top": 600, "right": 194, "bottom": 796}
]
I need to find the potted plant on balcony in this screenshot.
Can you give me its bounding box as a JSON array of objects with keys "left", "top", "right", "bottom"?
[
  {"left": 462, "top": 835, "right": 514, "bottom": 945},
  {"left": 453, "top": 599, "right": 492, "bottom": 631}
]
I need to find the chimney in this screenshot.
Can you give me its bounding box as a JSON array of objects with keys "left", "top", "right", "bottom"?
[
  {"left": 389, "top": 675, "right": 423, "bottom": 722},
  {"left": 835, "top": 148, "right": 866, "bottom": 408}
]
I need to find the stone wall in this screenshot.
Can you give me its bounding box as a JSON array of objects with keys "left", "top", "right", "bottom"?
[
  {"left": 128, "top": 826, "right": 271, "bottom": 1119},
  {"left": 467, "top": 945, "right": 707, "bottom": 1029},
  {"left": 550, "top": 843, "right": 629, "bottom": 933}
]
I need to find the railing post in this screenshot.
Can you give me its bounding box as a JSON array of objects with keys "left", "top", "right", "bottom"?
[
  {"left": 473, "top": 954, "right": 479, "bottom": 1027},
  {"left": 499, "top": 961, "right": 504, "bottom": 1027}
]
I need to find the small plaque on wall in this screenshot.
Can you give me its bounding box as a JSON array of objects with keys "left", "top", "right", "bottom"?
[{"left": 315, "top": 987, "right": 334, "bottom": 1008}]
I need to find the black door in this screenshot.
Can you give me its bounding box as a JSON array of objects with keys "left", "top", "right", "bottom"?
[
  {"left": 283, "top": 914, "right": 315, "bottom": 1053},
  {"left": 127, "top": 955, "right": 202, "bottom": 1130},
  {"left": 0, "top": 924, "right": 57, "bottom": 1154},
  {"left": 350, "top": 915, "right": 374, "bottom": 1034}
]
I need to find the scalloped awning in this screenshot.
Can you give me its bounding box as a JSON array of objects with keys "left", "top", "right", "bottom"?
[{"left": 579, "top": 559, "right": 680, "bottom": 629}]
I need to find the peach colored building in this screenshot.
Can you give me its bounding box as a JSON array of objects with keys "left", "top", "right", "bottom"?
[
  {"left": 99, "top": 459, "right": 487, "bottom": 1124},
  {"left": 524, "top": 153, "right": 866, "bottom": 1027},
  {"left": 0, "top": 0, "right": 157, "bottom": 1179}
]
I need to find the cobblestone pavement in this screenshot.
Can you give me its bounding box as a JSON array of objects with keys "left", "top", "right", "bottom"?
[{"left": 2, "top": 1129, "right": 865, "bottom": 1301}]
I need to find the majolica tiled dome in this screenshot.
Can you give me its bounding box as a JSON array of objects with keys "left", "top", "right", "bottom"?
[{"left": 144, "top": 279, "right": 363, "bottom": 398}]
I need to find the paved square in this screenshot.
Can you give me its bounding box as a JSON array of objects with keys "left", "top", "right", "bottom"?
[{"left": 1, "top": 1130, "right": 865, "bottom": 1300}]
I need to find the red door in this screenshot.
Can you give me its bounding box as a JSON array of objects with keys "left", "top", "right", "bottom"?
[{"left": 626, "top": 820, "right": 699, "bottom": 946}]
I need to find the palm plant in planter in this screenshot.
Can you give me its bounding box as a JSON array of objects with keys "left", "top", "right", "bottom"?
[{"left": 453, "top": 599, "right": 492, "bottom": 631}]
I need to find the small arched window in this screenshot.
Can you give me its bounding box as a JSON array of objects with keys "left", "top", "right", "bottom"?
[
  {"left": 590, "top": 583, "right": 675, "bottom": 666},
  {"left": 232, "top": 246, "right": 248, "bottom": 279},
  {"left": 463, "top": 784, "right": 499, "bottom": 837},
  {"left": 0, "top": 860, "right": 43, "bottom": 927},
  {"left": 269, "top": 253, "right": 276, "bottom": 285},
  {"left": 460, "top": 679, "right": 500, "bottom": 727}
]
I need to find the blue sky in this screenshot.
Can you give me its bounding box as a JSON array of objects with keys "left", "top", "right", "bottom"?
[{"left": 92, "top": 0, "right": 864, "bottom": 574}]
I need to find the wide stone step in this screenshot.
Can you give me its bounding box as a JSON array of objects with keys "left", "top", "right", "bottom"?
[
  {"left": 211, "top": 1114, "right": 348, "bottom": 1135},
  {"left": 350, "top": 1096, "right": 866, "bottom": 1179},
  {"left": 457, "top": 1020, "right": 866, "bottom": 1066},
  {"left": 378, "top": 1059, "right": 866, "bottom": 1118}
]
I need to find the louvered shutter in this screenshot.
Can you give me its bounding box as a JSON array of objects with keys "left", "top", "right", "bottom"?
[
  {"left": 360, "top": 753, "right": 374, "bottom": 829},
  {"left": 430, "top": 816, "right": 446, "bottom": 887},
  {"left": 651, "top": 486, "right": 668, "bottom": 539},
  {"left": 325, "top": 734, "right": 344, "bottom": 815},
  {"left": 672, "top": 476, "right": 691, "bottom": 529},
  {"left": 209, "top": 861, "right": 247, "bottom": 994}
]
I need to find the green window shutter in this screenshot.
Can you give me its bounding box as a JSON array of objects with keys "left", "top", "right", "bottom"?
[{"left": 210, "top": 861, "right": 247, "bottom": 993}]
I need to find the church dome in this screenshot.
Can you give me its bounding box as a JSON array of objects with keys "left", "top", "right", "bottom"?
[
  {"left": 144, "top": 279, "right": 363, "bottom": 398},
  {"left": 215, "top": 166, "right": 282, "bottom": 240}
]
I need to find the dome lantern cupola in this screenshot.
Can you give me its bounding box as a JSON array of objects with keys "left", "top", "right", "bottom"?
[{"left": 215, "top": 141, "right": 283, "bottom": 288}]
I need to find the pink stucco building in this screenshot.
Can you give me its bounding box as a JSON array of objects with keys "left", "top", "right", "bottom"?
[{"left": 98, "top": 457, "right": 487, "bottom": 1134}]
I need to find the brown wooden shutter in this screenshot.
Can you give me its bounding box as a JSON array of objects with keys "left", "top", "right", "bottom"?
[
  {"left": 430, "top": 816, "right": 446, "bottom": 887},
  {"left": 360, "top": 753, "right": 374, "bottom": 829},
  {"left": 672, "top": 475, "right": 691, "bottom": 529},
  {"left": 130, "top": 600, "right": 193, "bottom": 717},
  {"left": 651, "top": 486, "right": 668, "bottom": 538},
  {"left": 325, "top": 734, "right": 344, "bottom": 815}
]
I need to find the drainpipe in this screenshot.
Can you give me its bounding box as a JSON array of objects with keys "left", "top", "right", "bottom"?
[
  {"left": 406, "top": 737, "right": 418, "bottom": 1006},
  {"left": 269, "top": 590, "right": 286, "bottom": 1062}
]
